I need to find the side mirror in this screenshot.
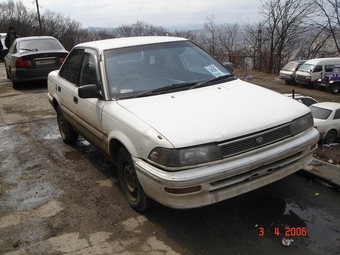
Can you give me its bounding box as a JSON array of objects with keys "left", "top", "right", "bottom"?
[
  {"left": 78, "top": 84, "right": 99, "bottom": 99},
  {"left": 224, "top": 62, "right": 234, "bottom": 73}
]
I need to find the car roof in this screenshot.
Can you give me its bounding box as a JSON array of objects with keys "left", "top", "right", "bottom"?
[
  {"left": 311, "top": 102, "right": 340, "bottom": 110},
  {"left": 287, "top": 60, "right": 306, "bottom": 64},
  {"left": 15, "top": 36, "right": 59, "bottom": 42},
  {"left": 75, "top": 36, "right": 189, "bottom": 50},
  {"left": 302, "top": 57, "right": 340, "bottom": 65}
]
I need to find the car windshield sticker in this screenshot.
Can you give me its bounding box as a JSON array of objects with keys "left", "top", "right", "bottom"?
[
  {"left": 150, "top": 55, "right": 155, "bottom": 65},
  {"left": 120, "top": 89, "right": 133, "bottom": 93},
  {"left": 205, "top": 64, "right": 226, "bottom": 77}
]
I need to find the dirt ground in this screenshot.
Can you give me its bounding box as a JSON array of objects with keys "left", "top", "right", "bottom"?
[{"left": 234, "top": 69, "right": 340, "bottom": 166}]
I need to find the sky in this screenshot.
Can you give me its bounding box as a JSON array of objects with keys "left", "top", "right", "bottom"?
[{"left": 19, "top": 0, "right": 263, "bottom": 30}]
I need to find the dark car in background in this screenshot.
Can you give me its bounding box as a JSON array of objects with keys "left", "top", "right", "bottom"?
[
  {"left": 4, "top": 36, "right": 68, "bottom": 89},
  {"left": 279, "top": 60, "right": 306, "bottom": 84},
  {"left": 316, "top": 64, "right": 340, "bottom": 94}
]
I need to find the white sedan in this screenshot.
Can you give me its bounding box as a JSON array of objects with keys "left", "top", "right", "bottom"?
[
  {"left": 47, "top": 36, "right": 319, "bottom": 211},
  {"left": 310, "top": 102, "right": 340, "bottom": 143}
]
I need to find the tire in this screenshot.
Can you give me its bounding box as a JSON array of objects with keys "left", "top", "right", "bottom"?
[
  {"left": 117, "top": 147, "right": 149, "bottom": 212},
  {"left": 11, "top": 76, "right": 20, "bottom": 90},
  {"left": 324, "top": 130, "right": 337, "bottom": 144},
  {"left": 56, "top": 106, "right": 78, "bottom": 144},
  {"left": 330, "top": 84, "right": 340, "bottom": 94},
  {"left": 5, "top": 68, "right": 10, "bottom": 79}
]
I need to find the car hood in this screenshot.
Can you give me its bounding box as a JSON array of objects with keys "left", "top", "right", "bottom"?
[{"left": 117, "top": 79, "right": 310, "bottom": 148}]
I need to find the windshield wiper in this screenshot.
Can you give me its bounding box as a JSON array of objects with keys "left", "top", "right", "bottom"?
[
  {"left": 190, "top": 74, "right": 236, "bottom": 89},
  {"left": 133, "top": 82, "right": 195, "bottom": 98},
  {"left": 20, "top": 48, "right": 38, "bottom": 52}
]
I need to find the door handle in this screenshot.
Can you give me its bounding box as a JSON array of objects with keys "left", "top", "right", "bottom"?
[{"left": 73, "top": 96, "right": 78, "bottom": 104}]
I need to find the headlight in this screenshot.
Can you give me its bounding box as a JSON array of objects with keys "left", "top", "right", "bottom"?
[
  {"left": 291, "top": 112, "right": 313, "bottom": 135},
  {"left": 148, "top": 144, "right": 222, "bottom": 170}
]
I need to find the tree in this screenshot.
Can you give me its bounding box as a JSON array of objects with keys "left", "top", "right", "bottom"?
[
  {"left": 312, "top": 0, "right": 340, "bottom": 54},
  {"left": 259, "top": 0, "right": 314, "bottom": 73},
  {"left": 200, "top": 16, "right": 222, "bottom": 61}
]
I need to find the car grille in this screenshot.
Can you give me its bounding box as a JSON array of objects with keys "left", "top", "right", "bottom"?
[{"left": 219, "top": 123, "right": 291, "bottom": 158}]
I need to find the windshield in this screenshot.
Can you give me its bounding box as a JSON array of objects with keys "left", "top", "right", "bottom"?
[
  {"left": 309, "top": 105, "right": 332, "bottom": 120},
  {"left": 282, "top": 62, "right": 298, "bottom": 71},
  {"left": 104, "top": 41, "right": 231, "bottom": 99},
  {"left": 298, "top": 63, "right": 314, "bottom": 72},
  {"left": 333, "top": 67, "right": 340, "bottom": 73}
]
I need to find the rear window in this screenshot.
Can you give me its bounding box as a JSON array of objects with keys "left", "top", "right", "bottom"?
[
  {"left": 310, "top": 106, "right": 332, "bottom": 119},
  {"left": 18, "top": 39, "right": 64, "bottom": 53}
]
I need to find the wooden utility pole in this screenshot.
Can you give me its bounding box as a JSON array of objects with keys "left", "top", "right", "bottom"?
[{"left": 35, "top": 0, "right": 42, "bottom": 35}]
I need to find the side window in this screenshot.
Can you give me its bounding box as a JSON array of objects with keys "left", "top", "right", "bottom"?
[
  {"left": 9, "top": 42, "right": 17, "bottom": 54},
  {"left": 325, "top": 65, "right": 334, "bottom": 72},
  {"left": 59, "top": 48, "right": 84, "bottom": 84},
  {"left": 313, "top": 65, "right": 322, "bottom": 73},
  {"left": 334, "top": 109, "right": 340, "bottom": 120},
  {"left": 79, "top": 53, "right": 98, "bottom": 86}
]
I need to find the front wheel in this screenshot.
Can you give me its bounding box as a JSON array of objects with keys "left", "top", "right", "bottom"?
[
  {"left": 56, "top": 106, "right": 78, "bottom": 144},
  {"left": 117, "top": 147, "right": 149, "bottom": 212},
  {"left": 324, "top": 130, "right": 337, "bottom": 144},
  {"left": 330, "top": 84, "right": 340, "bottom": 94}
]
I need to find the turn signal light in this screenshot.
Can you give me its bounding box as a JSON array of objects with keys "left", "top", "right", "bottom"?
[{"left": 164, "top": 185, "right": 201, "bottom": 194}]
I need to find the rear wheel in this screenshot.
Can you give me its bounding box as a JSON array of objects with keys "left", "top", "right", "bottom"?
[
  {"left": 117, "top": 147, "right": 149, "bottom": 212},
  {"left": 324, "top": 130, "right": 337, "bottom": 144},
  {"left": 56, "top": 106, "right": 78, "bottom": 144},
  {"left": 11, "top": 77, "right": 20, "bottom": 90}
]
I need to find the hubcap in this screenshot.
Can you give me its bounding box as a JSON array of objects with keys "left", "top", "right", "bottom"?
[
  {"left": 123, "top": 163, "right": 138, "bottom": 201},
  {"left": 58, "top": 112, "right": 66, "bottom": 139}
]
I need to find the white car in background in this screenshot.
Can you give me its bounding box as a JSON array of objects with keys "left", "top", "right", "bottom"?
[
  {"left": 310, "top": 102, "right": 340, "bottom": 144},
  {"left": 284, "top": 93, "right": 318, "bottom": 106},
  {"left": 47, "top": 36, "right": 319, "bottom": 211}
]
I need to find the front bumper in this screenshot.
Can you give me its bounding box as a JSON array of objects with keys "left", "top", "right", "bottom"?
[{"left": 133, "top": 128, "right": 319, "bottom": 209}]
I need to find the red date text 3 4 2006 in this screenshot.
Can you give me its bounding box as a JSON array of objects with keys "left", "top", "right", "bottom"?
[{"left": 258, "top": 226, "right": 307, "bottom": 237}]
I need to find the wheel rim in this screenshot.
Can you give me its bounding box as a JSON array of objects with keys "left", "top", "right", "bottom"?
[
  {"left": 123, "top": 162, "right": 138, "bottom": 202},
  {"left": 333, "top": 85, "right": 339, "bottom": 93},
  {"left": 326, "top": 131, "right": 336, "bottom": 144}
]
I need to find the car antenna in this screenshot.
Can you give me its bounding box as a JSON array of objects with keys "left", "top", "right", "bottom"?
[{"left": 292, "top": 89, "right": 295, "bottom": 99}]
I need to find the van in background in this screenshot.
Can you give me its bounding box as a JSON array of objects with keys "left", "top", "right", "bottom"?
[
  {"left": 295, "top": 57, "right": 340, "bottom": 87},
  {"left": 279, "top": 60, "right": 306, "bottom": 84}
]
